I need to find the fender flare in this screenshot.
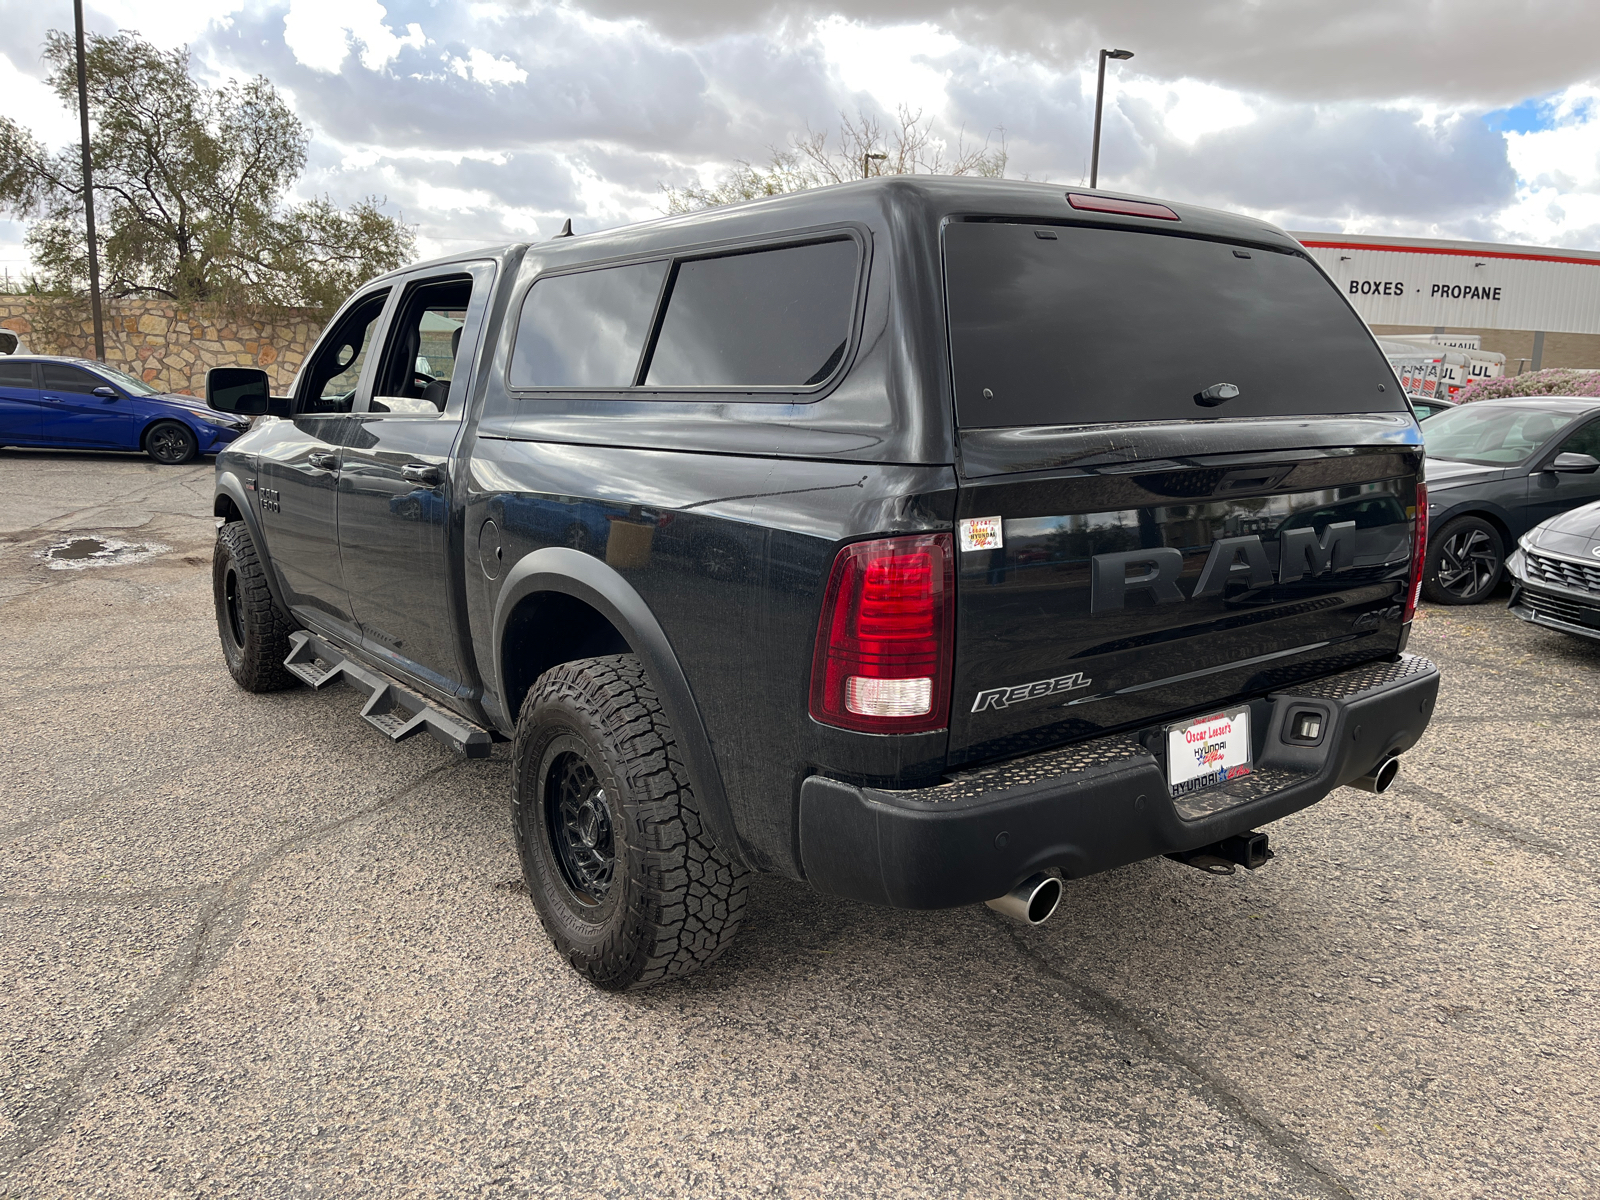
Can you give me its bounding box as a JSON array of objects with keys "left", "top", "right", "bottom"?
[
  {"left": 213, "top": 469, "right": 292, "bottom": 615},
  {"left": 491, "top": 546, "right": 747, "bottom": 869}
]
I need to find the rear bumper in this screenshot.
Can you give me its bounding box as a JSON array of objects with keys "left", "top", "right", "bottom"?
[{"left": 799, "top": 653, "right": 1439, "bottom": 909}]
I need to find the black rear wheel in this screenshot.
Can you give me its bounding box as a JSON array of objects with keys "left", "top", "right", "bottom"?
[
  {"left": 1422, "top": 515, "right": 1504, "bottom": 605},
  {"left": 513, "top": 654, "right": 749, "bottom": 990},
  {"left": 146, "top": 420, "right": 197, "bottom": 465}
]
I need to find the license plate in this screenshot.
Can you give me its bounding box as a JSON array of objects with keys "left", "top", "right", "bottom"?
[{"left": 1166, "top": 707, "right": 1252, "bottom": 798}]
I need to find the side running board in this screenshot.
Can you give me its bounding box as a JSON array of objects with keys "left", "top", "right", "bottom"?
[{"left": 283, "top": 630, "right": 494, "bottom": 758}]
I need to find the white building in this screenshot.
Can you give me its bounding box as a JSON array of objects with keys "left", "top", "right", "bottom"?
[{"left": 1292, "top": 233, "right": 1600, "bottom": 372}]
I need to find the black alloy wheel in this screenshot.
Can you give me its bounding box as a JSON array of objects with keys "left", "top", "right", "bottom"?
[
  {"left": 146, "top": 420, "right": 197, "bottom": 465},
  {"left": 512, "top": 654, "right": 750, "bottom": 990},
  {"left": 543, "top": 743, "right": 616, "bottom": 905},
  {"left": 1422, "top": 516, "right": 1505, "bottom": 605},
  {"left": 222, "top": 563, "right": 247, "bottom": 650}
]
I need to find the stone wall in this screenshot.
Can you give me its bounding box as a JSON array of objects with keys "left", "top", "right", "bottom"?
[{"left": 0, "top": 296, "right": 324, "bottom": 396}]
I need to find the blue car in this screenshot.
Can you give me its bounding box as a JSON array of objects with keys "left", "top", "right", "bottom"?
[{"left": 0, "top": 354, "right": 250, "bottom": 464}]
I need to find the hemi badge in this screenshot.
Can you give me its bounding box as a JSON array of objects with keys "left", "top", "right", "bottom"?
[{"left": 958, "top": 516, "right": 1003, "bottom": 553}]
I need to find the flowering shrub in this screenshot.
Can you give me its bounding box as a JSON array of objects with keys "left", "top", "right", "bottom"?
[{"left": 1454, "top": 368, "right": 1600, "bottom": 402}]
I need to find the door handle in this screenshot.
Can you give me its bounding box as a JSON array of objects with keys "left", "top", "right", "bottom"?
[
  {"left": 308, "top": 452, "right": 339, "bottom": 471},
  {"left": 401, "top": 463, "right": 442, "bottom": 486}
]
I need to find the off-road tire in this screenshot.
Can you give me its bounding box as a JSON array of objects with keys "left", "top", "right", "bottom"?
[
  {"left": 1422, "top": 515, "right": 1504, "bottom": 605},
  {"left": 213, "top": 520, "right": 299, "bottom": 691},
  {"left": 146, "top": 420, "right": 197, "bottom": 465},
  {"left": 513, "top": 654, "right": 749, "bottom": 990}
]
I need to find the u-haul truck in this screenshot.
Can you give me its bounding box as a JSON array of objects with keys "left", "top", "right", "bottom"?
[{"left": 1377, "top": 335, "right": 1504, "bottom": 399}]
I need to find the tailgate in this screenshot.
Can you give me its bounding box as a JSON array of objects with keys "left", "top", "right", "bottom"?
[{"left": 947, "top": 426, "right": 1421, "bottom": 765}]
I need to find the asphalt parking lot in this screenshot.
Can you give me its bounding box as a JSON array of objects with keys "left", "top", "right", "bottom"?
[{"left": 2, "top": 449, "right": 1598, "bottom": 1200}]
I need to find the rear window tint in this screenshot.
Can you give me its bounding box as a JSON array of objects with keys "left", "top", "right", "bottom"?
[
  {"left": 510, "top": 260, "right": 668, "bottom": 388},
  {"left": 0, "top": 361, "right": 34, "bottom": 388},
  {"left": 643, "top": 239, "right": 857, "bottom": 387},
  {"left": 945, "top": 223, "right": 1403, "bottom": 428}
]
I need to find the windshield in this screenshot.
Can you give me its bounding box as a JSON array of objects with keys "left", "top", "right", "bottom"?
[
  {"left": 89, "top": 363, "right": 161, "bottom": 396},
  {"left": 1421, "top": 403, "right": 1576, "bottom": 466}
]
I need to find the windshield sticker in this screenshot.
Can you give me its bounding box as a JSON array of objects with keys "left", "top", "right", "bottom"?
[{"left": 959, "top": 516, "right": 1003, "bottom": 553}]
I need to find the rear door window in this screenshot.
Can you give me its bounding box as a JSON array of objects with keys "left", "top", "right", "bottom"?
[
  {"left": 642, "top": 239, "right": 858, "bottom": 387},
  {"left": 370, "top": 274, "right": 474, "bottom": 414},
  {"left": 944, "top": 222, "right": 1403, "bottom": 428},
  {"left": 509, "top": 261, "right": 668, "bottom": 388},
  {"left": 0, "top": 362, "right": 36, "bottom": 388}
]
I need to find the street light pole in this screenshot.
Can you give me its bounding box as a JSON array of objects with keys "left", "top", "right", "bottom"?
[
  {"left": 73, "top": 0, "right": 105, "bottom": 361},
  {"left": 1089, "top": 48, "right": 1134, "bottom": 190}
]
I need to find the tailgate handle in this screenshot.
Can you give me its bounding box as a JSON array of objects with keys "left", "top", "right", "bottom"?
[{"left": 1217, "top": 466, "right": 1291, "bottom": 494}]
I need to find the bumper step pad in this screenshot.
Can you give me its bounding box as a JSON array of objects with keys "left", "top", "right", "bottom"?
[{"left": 283, "top": 631, "right": 494, "bottom": 758}]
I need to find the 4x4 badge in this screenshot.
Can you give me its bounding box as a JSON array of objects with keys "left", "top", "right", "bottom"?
[{"left": 972, "top": 671, "right": 1091, "bottom": 712}]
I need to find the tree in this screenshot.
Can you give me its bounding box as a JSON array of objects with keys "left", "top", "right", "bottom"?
[
  {"left": 663, "top": 106, "right": 1008, "bottom": 214},
  {"left": 0, "top": 29, "right": 414, "bottom": 310}
]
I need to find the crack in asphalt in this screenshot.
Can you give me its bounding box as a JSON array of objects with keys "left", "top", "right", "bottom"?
[
  {"left": 1387, "top": 777, "right": 1599, "bottom": 882},
  {"left": 994, "top": 913, "right": 1358, "bottom": 1200},
  {"left": 7, "top": 474, "right": 209, "bottom": 540},
  {"left": 0, "top": 760, "right": 456, "bottom": 1176}
]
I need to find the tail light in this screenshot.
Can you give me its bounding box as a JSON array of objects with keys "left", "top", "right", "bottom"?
[
  {"left": 809, "top": 533, "right": 954, "bottom": 734},
  {"left": 1403, "top": 483, "right": 1428, "bottom": 623}
]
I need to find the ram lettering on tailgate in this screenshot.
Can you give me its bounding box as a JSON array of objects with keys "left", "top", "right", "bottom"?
[{"left": 1090, "top": 522, "right": 1356, "bottom": 614}]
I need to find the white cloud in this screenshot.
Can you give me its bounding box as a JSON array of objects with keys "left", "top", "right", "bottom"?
[
  {"left": 447, "top": 47, "right": 529, "bottom": 87},
  {"left": 1498, "top": 84, "right": 1600, "bottom": 247},
  {"left": 814, "top": 17, "right": 957, "bottom": 118},
  {"left": 1117, "top": 76, "right": 1256, "bottom": 146},
  {"left": 84, "top": 0, "right": 243, "bottom": 48},
  {"left": 282, "top": 0, "right": 426, "bottom": 74},
  {"left": 0, "top": 50, "right": 82, "bottom": 148}
]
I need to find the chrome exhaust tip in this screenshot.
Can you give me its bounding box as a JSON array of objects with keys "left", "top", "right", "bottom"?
[
  {"left": 985, "top": 872, "right": 1064, "bottom": 925},
  {"left": 1350, "top": 756, "right": 1401, "bottom": 794}
]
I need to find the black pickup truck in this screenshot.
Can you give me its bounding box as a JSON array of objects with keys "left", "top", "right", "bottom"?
[{"left": 207, "top": 177, "right": 1439, "bottom": 990}]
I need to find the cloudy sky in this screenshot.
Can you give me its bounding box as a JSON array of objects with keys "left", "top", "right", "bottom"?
[{"left": 2, "top": 0, "right": 1599, "bottom": 280}]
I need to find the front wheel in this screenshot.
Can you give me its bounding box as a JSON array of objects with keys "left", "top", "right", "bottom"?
[
  {"left": 512, "top": 654, "right": 749, "bottom": 990},
  {"left": 213, "top": 521, "right": 299, "bottom": 691},
  {"left": 146, "top": 420, "right": 197, "bottom": 465},
  {"left": 1422, "top": 515, "right": 1504, "bottom": 605}
]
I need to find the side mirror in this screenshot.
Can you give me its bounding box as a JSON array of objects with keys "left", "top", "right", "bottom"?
[
  {"left": 92, "top": 385, "right": 119, "bottom": 400},
  {"left": 1549, "top": 452, "right": 1600, "bottom": 474},
  {"left": 207, "top": 366, "right": 276, "bottom": 417}
]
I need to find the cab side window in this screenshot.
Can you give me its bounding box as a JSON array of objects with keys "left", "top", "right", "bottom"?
[
  {"left": 642, "top": 238, "right": 858, "bottom": 387},
  {"left": 300, "top": 291, "right": 388, "bottom": 414},
  {"left": 1554, "top": 420, "right": 1600, "bottom": 460},
  {"left": 371, "top": 275, "right": 474, "bottom": 414}
]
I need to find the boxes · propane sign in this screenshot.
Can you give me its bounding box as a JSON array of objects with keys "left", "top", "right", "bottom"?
[{"left": 1296, "top": 235, "right": 1600, "bottom": 337}]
